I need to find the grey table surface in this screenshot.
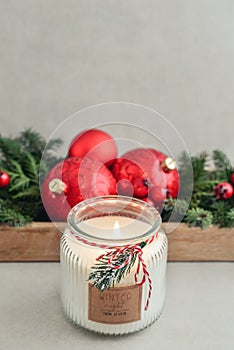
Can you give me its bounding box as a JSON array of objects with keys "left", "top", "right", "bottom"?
[{"left": 0, "top": 262, "right": 233, "bottom": 350}]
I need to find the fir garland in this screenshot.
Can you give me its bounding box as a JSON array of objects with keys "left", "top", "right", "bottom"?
[
  {"left": 0, "top": 129, "right": 233, "bottom": 229},
  {"left": 0, "top": 129, "right": 62, "bottom": 226}
]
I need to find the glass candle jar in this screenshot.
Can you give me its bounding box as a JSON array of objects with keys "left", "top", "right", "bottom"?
[{"left": 60, "top": 196, "right": 168, "bottom": 335}]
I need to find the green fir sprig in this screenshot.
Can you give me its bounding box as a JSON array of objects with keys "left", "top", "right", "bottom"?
[
  {"left": 185, "top": 208, "right": 213, "bottom": 229},
  {"left": 88, "top": 242, "right": 146, "bottom": 291}
]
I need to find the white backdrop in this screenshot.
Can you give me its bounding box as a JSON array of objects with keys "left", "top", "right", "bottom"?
[{"left": 0, "top": 0, "right": 234, "bottom": 160}]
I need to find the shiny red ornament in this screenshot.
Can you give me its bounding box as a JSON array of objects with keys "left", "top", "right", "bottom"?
[
  {"left": 149, "top": 149, "right": 179, "bottom": 199},
  {"left": 149, "top": 186, "right": 168, "bottom": 203},
  {"left": 116, "top": 178, "right": 134, "bottom": 197},
  {"left": 68, "top": 129, "right": 118, "bottom": 167},
  {"left": 0, "top": 170, "right": 10, "bottom": 188},
  {"left": 112, "top": 148, "right": 179, "bottom": 203},
  {"left": 113, "top": 158, "right": 149, "bottom": 198},
  {"left": 41, "top": 157, "right": 117, "bottom": 221},
  {"left": 215, "top": 182, "right": 233, "bottom": 200}
]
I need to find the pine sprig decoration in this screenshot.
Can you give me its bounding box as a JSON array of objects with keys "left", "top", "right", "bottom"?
[
  {"left": 0, "top": 199, "right": 32, "bottom": 227},
  {"left": 212, "top": 149, "right": 233, "bottom": 181},
  {"left": 8, "top": 160, "right": 31, "bottom": 192},
  {"left": 16, "top": 129, "right": 46, "bottom": 159},
  {"left": 211, "top": 201, "right": 234, "bottom": 228},
  {"left": 0, "top": 208, "right": 32, "bottom": 227},
  {"left": 212, "top": 149, "right": 232, "bottom": 171},
  {"left": 0, "top": 129, "right": 62, "bottom": 226},
  {"left": 88, "top": 242, "right": 146, "bottom": 292},
  {"left": 185, "top": 208, "right": 213, "bottom": 229},
  {"left": 227, "top": 209, "right": 234, "bottom": 224},
  {"left": 191, "top": 151, "right": 208, "bottom": 184}
]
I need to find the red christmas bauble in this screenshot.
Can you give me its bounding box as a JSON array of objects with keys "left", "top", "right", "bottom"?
[
  {"left": 112, "top": 148, "right": 179, "bottom": 203},
  {"left": 149, "top": 186, "right": 168, "bottom": 203},
  {"left": 113, "top": 158, "right": 149, "bottom": 198},
  {"left": 42, "top": 157, "right": 117, "bottom": 221},
  {"left": 68, "top": 129, "right": 118, "bottom": 167},
  {"left": 0, "top": 170, "right": 10, "bottom": 188},
  {"left": 149, "top": 149, "right": 179, "bottom": 199},
  {"left": 215, "top": 182, "right": 233, "bottom": 200}
]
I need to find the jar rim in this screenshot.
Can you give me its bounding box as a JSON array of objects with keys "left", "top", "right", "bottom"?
[{"left": 67, "top": 195, "right": 161, "bottom": 246}]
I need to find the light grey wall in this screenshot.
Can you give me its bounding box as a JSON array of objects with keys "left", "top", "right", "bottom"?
[{"left": 0, "top": 0, "right": 234, "bottom": 160}]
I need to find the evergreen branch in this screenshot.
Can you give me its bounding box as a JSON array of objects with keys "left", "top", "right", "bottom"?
[
  {"left": 17, "top": 129, "right": 46, "bottom": 160},
  {"left": 88, "top": 246, "right": 143, "bottom": 291},
  {"left": 185, "top": 208, "right": 213, "bottom": 229},
  {"left": 46, "top": 138, "right": 63, "bottom": 151},
  {"left": 9, "top": 177, "right": 30, "bottom": 192},
  {"left": 191, "top": 152, "right": 208, "bottom": 182},
  {"left": 8, "top": 160, "right": 30, "bottom": 192},
  {"left": 0, "top": 200, "right": 32, "bottom": 227},
  {"left": 23, "top": 153, "right": 39, "bottom": 182},
  {"left": 0, "top": 129, "right": 62, "bottom": 226},
  {"left": 212, "top": 149, "right": 232, "bottom": 170},
  {"left": 0, "top": 208, "right": 32, "bottom": 227},
  {"left": 12, "top": 185, "right": 40, "bottom": 199},
  {"left": 211, "top": 201, "right": 234, "bottom": 228},
  {"left": 10, "top": 159, "right": 25, "bottom": 175},
  {"left": 227, "top": 209, "right": 234, "bottom": 225},
  {"left": 0, "top": 136, "right": 23, "bottom": 163}
]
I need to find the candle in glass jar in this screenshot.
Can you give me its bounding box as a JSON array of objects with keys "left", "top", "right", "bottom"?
[{"left": 60, "top": 196, "right": 167, "bottom": 335}]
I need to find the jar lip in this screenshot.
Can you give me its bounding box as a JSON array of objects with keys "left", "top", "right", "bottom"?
[{"left": 67, "top": 195, "right": 161, "bottom": 246}]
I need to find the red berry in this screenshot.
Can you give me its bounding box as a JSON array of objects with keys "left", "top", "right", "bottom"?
[
  {"left": 215, "top": 182, "right": 233, "bottom": 200},
  {"left": 68, "top": 129, "right": 118, "bottom": 167},
  {"left": 0, "top": 170, "right": 10, "bottom": 188}
]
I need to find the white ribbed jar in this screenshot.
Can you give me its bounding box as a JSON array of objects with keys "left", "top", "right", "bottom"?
[{"left": 60, "top": 196, "right": 167, "bottom": 335}]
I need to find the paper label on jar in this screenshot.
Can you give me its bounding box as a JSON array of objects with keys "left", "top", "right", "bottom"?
[{"left": 88, "top": 284, "right": 142, "bottom": 324}]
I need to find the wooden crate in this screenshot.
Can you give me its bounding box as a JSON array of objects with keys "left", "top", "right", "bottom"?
[{"left": 0, "top": 222, "right": 233, "bottom": 262}]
